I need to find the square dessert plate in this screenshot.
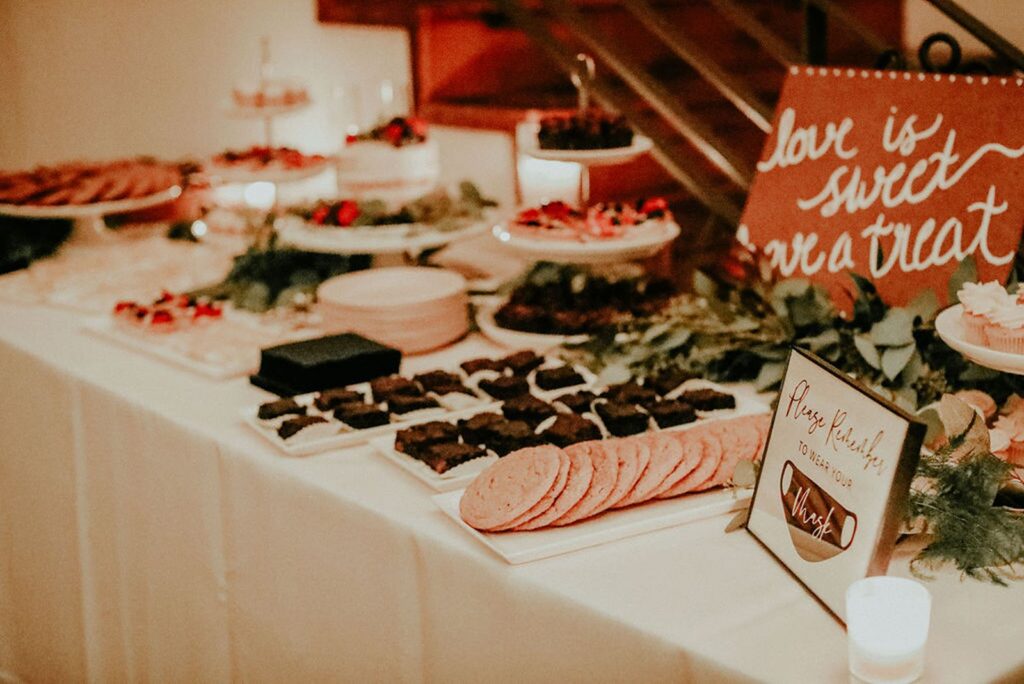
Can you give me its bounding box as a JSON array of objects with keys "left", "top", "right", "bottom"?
[{"left": 433, "top": 485, "right": 751, "bottom": 564}]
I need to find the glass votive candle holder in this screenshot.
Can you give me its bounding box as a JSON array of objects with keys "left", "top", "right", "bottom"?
[{"left": 846, "top": 577, "right": 932, "bottom": 684}]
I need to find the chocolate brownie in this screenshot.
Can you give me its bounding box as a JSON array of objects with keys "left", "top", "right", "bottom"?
[
  {"left": 678, "top": 388, "right": 736, "bottom": 411},
  {"left": 388, "top": 394, "right": 441, "bottom": 414},
  {"left": 428, "top": 382, "right": 474, "bottom": 396},
  {"left": 603, "top": 381, "right": 658, "bottom": 406},
  {"left": 334, "top": 403, "right": 389, "bottom": 429},
  {"left": 501, "top": 395, "right": 557, "bottom": 427},
  {"left": 394, "top": 420, "right": 460, "bottom": 458},
  {"left": 645, "top": 399, "right": 697, "bottom": 428},
  {"left": 478, "top": 375, "right": 530, "bottom": 400},
  {"left": 481, "top": 419, "right": 540, "bottom": 456},
  {"left": 595, "top": 401, "right": 650, "bottom": 436},
  {"left": 419, "top": 442, "right": 487, "bottom": 474},
  {"left": 541, "top": 414, "right": 602, "bottom": 448},
  {"left": 458, "top": 412, "right": 506, "bottom": 446},
  {"left": 459, "top": 357, "right": 506, "bottom": 375},
  {"left": 501, "top": 350, "right": 544, "bottom": 375},
  {"left": 554, "top": 390, "right": 597, "bottom": 415},
  {"left": 369, "top": 375, "right": 423, "bottom": 403},
  {"left": 413, "top": 370, "right": 463, "bottom": 391},
  {"left": 277, "top": 415, "right": 328, "bottom": 440},
  {"left": 313, "top": 388, "right": 365, "bottom": 411},
  {"left": 534, "top": 366, "right": 585, "bottom": 391},
  {"left": 646, "top": 367, "right": 698, "bottom": 396},
  {"left": 258, "top": 398, "right": 306, "bottom": 420}
]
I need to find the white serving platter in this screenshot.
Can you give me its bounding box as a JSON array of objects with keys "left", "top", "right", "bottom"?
[
  {"left": 206, "top": 159, "right": 332, "bottom": 185},
  {"left": 0, "top": 185, "right": 182, "bottom": 220},
  {"left": 520, "top": 135, "right": 653, "bottom": 167},
  {"left": 433, "top": 485, "right": 750, "bottom": 564},
  {"left": 491, "top": 219, "right": 679, "bottom": 264},
  {"left": 935, "top": 304, "right": 1024, "bottom": 375},
  {"left": 275, "top": 212, "right": 495, "bottom": 256},
  {"left": 83, "top": 318, "right": 257, "bottom": 380}
]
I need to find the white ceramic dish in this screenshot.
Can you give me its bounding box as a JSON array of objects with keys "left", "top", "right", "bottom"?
[
  {"left": 206, "top": 159, "right": 332, "bottom": 185},
  {"left": 0, "top": 185, "right": 182, "bottom": 220},
  {"left": 473, "top": 295, "right": 589, "bottom": 353},
  {"left": 275, "top": 213, "right": 494, "bottom": 256},
  {"left": 433, "top": 485, "right": 750, "bottom": 564},
  {"left": 491, "top": 219, "right": 680, "bottom": 264},
  {"left": 935, "top": 304, "right": 1024, "bottom": 375},
  {"left": 520, "top": 135, "right": 653, "bottom": 167}
]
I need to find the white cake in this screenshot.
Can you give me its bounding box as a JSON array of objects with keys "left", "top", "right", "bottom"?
[{"left": 335, "top": 139, "right": 440, "bottom": 208}]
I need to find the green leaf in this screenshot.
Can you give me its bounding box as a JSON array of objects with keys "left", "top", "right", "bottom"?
[
  {"left": 948, "top": 254, "right": 978, "bottom": 303},
  {"left": 797, "top": 328, "right": 840, "bottom": 353},
  {"left": 881, "top": 343, "right": 916, "bottom": 380},
  {"left": 693, "top": 271, "right": 717, "bottom": 299},
  {"left": 915, "top": 404, "right": 945, "bottom": 446},
  {"left": 755, "top": 361, "right": 787, "bottom": 391},
  {"left": 854, "top": 334, "right": 882, "bottom": 369},
  {"left": 906, "top": 289, "right": 939, "bottom": 324},
  {"left": 870, "top": 308, "right": 915, "bottom": 347},
  {"left": 732, "top": 460, "right": 759, "bottom": 488},
  {"left": 595, "top": 362, "right": 632, "bottom": 387}
]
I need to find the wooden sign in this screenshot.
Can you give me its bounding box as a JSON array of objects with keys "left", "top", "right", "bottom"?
[
  {"left": 746, "top": 347, "right": 925, "bottom": 622},
  {"left": 739, "top": 67, "right": 1024, "bottom": 308}
]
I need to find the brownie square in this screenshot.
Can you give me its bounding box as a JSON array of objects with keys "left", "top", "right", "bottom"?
[
  {"left": 252, "top": 333, "right": 400, "bottom": 396},
  {"left": 534, "top": 366, "right": 585, "bottom": 391},
  {"left": 595, "top": 401, "right": 650, "bottom": 436},
  {"left": 460, "top": 357, "right": 506, "bottom": 375},
  {"left": 258, "top": 398, "right": 306, "bottom": 420},
  {"left": 370, "top": 375, "right": 423, "bottom": 403},
  {"left": 395, "top": 421, "right": 460, "bottom": 457},
  {"left": 420, "top": 442, "right": 487, "bottom": 474},
  {"left": 458, "top": 412, "right": 506, "bottom": 446},
  {"left": 388, "top": 394, "right": 441, "bottom": 415},
  {"left": 478, "top": 375, "right": 530, "bottom": 400},
  {"left": 501, "top": 350, "right": 544, "bottom": 375},
  {"left": 277, "top": 415, "right": 328, "bottom": 440},
  {"left": 603, "top": 381, "right": 658, "bottom": 406},
  {"left": 313, "top": 388, "right": 365, "bottom": 412},
  {"left": 541, "top": 414, "right": 601, "bottom": 448},
  {"left": 334, "top": 403, "right": 390, "bottom": 429},
  {"left": 413, "top": 370, "right": 463, "bottom": 391},
  {"left": 646, "top": 399, "right": 697, "bottom": 428},
  {"left": 429, "top": 383, "right": 474, "bottom": 396},
  {"left": 481, "top": 419, "right": 540, "bottom": 456},
  {"left": 501, "top": 395, "right": 557, "bottom": 427},
  {"left": 554, "top": 391, "right": 597, "bottom": 415},
  {"left": 646, "top": 367, "right": 698, "bottom": 396},
  {"left": 678, "top": 388, "right": 736, "bottom": 411}
]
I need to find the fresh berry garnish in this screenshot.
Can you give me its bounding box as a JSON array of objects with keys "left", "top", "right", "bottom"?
[
  {"left": 640, "top": 197, "right": 668, "bottom": 215},
  {"left": 334, "top": 200, "right": 360, "bottom": 227},
  {"left": 114, "top": 300, "right": 136, "bottom": 314},
  {"left": 156, "top": 290, "right": 174, "bottom": 304},
  {"left": 150, "top": 310, "right": 175, "bottom": 326},
  {"left": 311, "top": 205, "right": 330, "bottom": 225}
]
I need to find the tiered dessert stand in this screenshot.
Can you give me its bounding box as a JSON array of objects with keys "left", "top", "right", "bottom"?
[{"left": 935, "top": 304, "right": 1024, "bottom": 375}]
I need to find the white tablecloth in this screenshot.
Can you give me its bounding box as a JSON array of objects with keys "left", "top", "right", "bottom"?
[{"left": 1, "top": 301, "right": 1023, "bottom": 683}]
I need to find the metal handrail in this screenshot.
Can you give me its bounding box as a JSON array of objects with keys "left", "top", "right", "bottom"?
[
  {"left": 541, "top": 0, "right": 754, "bottom": 190},
  {"left": 493, "top": 0, "right": 744, "bottom": 223},
  {"left": 621, "top": 0, "right": 774, "bottom": 133},
  {"left": 707, "top": 0, "right": 800, "bottom": 67},
  {"left": 925, "top": 0, "right": 1024, "bottom": 70}
]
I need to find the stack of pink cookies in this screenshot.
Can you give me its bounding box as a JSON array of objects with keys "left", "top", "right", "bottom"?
[
  {"left": 958, "top": 281, "right": 1024, "bottom": 352},
  {"left": 459, "top": 413, "right": 770, "bottom": 533}
]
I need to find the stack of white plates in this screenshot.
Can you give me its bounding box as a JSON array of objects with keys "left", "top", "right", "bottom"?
[{"left": 317, "top": 267, "right": 469, "bottom": 354}]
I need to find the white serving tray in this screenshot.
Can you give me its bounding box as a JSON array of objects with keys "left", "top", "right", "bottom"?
[
  {"left": 491, "top": 219, "right": 680, "bottom": 264},
  {"left": 935, "top": 304, "right": 1024, "bottom": 375},
  {"left": 433, "top": 485, "right": 750, "bottom": 564}
]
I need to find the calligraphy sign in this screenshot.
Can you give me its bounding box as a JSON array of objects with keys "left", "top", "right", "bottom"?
[
  {"left": 746, "top": 348, "right": 925, "bottom": 622},
  {"left": 739, "top": 66, "right": 1024, "bottom": 308}
]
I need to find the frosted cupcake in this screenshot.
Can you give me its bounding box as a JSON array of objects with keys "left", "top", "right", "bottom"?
[
  {"left": 957, "top": 281, "right": 1011, "bottom": 345},
  {"left": 986, "top": 303, "right": 1024, "bottom": 354},
  {"left": 993, "top": 414, "right": 1024, "bottom": 465}
]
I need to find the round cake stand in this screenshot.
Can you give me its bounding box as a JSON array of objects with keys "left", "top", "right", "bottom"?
[
  {"left": 935, "top": 304, "right": 1024, "bottom": 375},
  {"left": 0, "top": 185, "right": 183, "bottom": 243}
]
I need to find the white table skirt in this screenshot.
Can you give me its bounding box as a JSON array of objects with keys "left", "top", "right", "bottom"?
[{"left": 1, "top": 301, "right": 1023, "bottom": 683}]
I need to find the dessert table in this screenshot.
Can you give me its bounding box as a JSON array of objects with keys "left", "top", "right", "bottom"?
[{"left": 1, "top": 299, "right": 1024, "bottom": 683}]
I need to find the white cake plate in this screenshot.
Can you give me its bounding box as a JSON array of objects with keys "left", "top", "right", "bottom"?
[
  {"left": 520, "top": 135, "right": 653, "bottom": 167},
  {"left": 205, "top": 158, "right": 333, "bottom": 186},
  {"left": 491, "top": 219, "right": 679, "bottom": 264},
  {"left": 935, "top": 304, "right": 1024, "bottom": 375},
  {"left": 0, "top": 185, "right": 183, "bottom": 242}
]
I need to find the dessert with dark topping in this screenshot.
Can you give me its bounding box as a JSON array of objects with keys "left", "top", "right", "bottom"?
[
  {"left": 603, "top": 381, "right": 658, "bottom": 406},
  {"left": 478, "top": 375, "right": 530, "bottom": 400},
  {"left": 258, "top": 398, "right": 307, "bottom": 421},
  {"left": 501, "top": 395, "right": 558, "bottom": 428},
  {"left": 313, "top": 388, "right": 365, "bottom": 412},
  {"left": 554, "top": 390, "right": 597, "bottom": 415},
  {"left": 483, "top": 419, "right": 540, "bottom": 456},
  {"left": 460, "top": 357, "right": 507, "bottom": 375},
  {"left": 334, "top": 403, "right": 390, "bottom": 429},
  {"left": 370, "top": 375, "right": 423, "bottom": 403},
  {"left": 413, "top": 370, "right": 463, "bottom": 392},
  {"left": 596, "top": 401, "right": 650, "bottom": 436},
  {"left": 678, "top": 388, "right": 736, "bottom": 412},
  {"left": 388, "top": 394, "right": 441, "bottom": 415},
  {"left": 646, "top": 367, "right": 698, "bottom": 396},
  {"left": 458, "top": 412, "right": 506, "bottom": 446},
  {"left": 277, "top": 415, "right": 329, "bottom": 440},
  {"left": 395, "top": 421, "right": 460, "bottom": 458},
  {"left": 645, "top": 399, "right": 697, "bottom": 429},
  {"left": 501, "top": 350, "right": 544, "bottom": 376},
  {"left": 537, "top": 109, "right": 634, "bottom": 150},
  {"left": 534, "top": 366, "right": 585, "bottom": 391},
  {"left": 541, "top": 414, "right": 602, "bottom": 448},
  {"left": 419, "top": 442, "right": 488, "bottom": 474}
]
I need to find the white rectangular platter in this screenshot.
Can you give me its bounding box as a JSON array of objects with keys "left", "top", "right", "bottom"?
[{"left": 434, "top": 486, "right": 751, "bottom": 564}]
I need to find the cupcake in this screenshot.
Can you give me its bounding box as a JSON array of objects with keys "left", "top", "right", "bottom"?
[
  {"left": 985, "top": 303, "right": 1024, "bottom": 354},
  {"left": 993, "top": 415, "right": 1024, "bottom": 465},
  {"left": 957, "top": 281, "right": 1011, "bottom": 345}
]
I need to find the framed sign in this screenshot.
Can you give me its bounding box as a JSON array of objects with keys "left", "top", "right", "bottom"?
[
  {"left": 746, "top": 347, "right": 925, "bottom": 622},
  {"left": 740, "top": 66, "right": 1024, "bottom": 309}
]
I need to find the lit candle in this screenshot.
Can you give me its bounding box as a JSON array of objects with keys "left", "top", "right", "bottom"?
[{"left": 846, "top": 577, "right": 932, "bottom": 684}]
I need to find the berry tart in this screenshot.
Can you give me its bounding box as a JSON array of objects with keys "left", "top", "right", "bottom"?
[{"left": 537, "top": 109, "right": 634, "bottom": 150}]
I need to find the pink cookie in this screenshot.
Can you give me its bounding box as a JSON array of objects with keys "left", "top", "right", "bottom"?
[
  {"left": 459, "top": 445, "right": 563, "bottom": 531},
  {"left": 657, "top": 426, "right": 723, "bottom": 499},
  {"left": 549, "top": 440, "right": 621, "bottom": 527},
  {"left": 513, "top": 444, "right": 595, "bottom": 530},
  {"left": 492, "top": 447, "right": 571, "bottom": 531},
  {"left": 593, "top": 437, "right": 649, "bottom": 514},
  {"left": 612, "top": 432, "right": 683, "bottom": 508},
  {"left": 699, "top": 417, "right": 761, "bottom": 491},
  {"left": 646, "top": 430, "right": 705, "bottom": 499}
]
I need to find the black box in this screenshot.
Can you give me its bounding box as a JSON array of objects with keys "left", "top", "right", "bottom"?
[{"left": 250, "top": 333, "right": 401, "bottom": 396}]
